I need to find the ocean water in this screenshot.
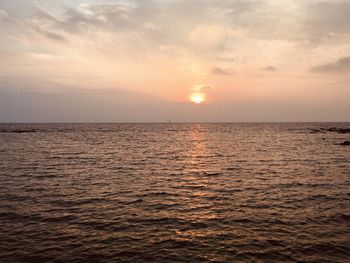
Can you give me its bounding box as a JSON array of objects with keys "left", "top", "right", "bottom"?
[{"left": 0, "top": 123, "right": 349, "bottom": 263}]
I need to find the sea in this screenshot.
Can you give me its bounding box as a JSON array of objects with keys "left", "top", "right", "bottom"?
[{"left": 0, "top": 123, "right": 349, "bottom": 262}]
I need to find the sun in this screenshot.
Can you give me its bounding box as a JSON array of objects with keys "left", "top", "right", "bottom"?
[{"left": 189, "top": 93, "right": 205, "bottom": 104}]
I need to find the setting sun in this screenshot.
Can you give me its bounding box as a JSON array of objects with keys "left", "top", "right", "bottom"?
[{"left": 189, "top": 93, "right": 206, "bottom": 104}]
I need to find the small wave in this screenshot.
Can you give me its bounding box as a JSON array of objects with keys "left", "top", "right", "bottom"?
[
  {"left": 51, "top": 197, "right": 108, "bottom": 207},
  {"left": 240, "top": 204, "right": 272, "bottom": 209},
  {"left": 0, "top": 194, "right": 28, "bottom": 201},
  {"left": 235, "top": 250, "right": 296, "bottom": 262},
  {"left": 299, "top": 242, "right": 350, "bottom": 257},
  {"left": 145, "top": 203, "right": 179, "bottom": 210},
  {"left": 126, "top": 198, "right": 144, "bottom": 204},
  {"left": 150, "top": 239, "right": 198, "bottom": 249},
  {"left": 127, "top": 217, "right": 185, "bottom": 225},
  {"left": 76, "top": 221, "right": 131, "bottom": 232},
  {"left": 317, "top": 213, "right": 350, "bottom": 224},
  {"left": 191, "top": 171, "right": 222, "bottom": 177},
  {"left": 232, "top": 218, "right": 256, "bottom": 224},
  {"left": 173, "top": 185, "right": 207, "bottom": 190},
  {"left": 0, "top": 212, "right": 42, "bottom": 222},
  {"left": 136, "top": 192, "right": 181, "bottom": 199},
  {"left": 305, "top": 194, "right": 334, "bottom": 202},
  {"left": 226, "top": 167, "right": 242, "bottom": 171},
  {"left": 215, "top": 189, "right": 243, "bottom": 195},
  {"left": 42, "top": 215, "right": 78, "bottom": 223}
]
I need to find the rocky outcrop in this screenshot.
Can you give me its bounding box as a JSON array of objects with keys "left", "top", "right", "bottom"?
[
  {"left": 340, "top": 141, "right": 350, "bottom": 146},
  {"left": 0, "top": 129, "right": 38, "bottom": 133},
  {"left": 310, "top": 127, "right": 350, "bottom": 134}
]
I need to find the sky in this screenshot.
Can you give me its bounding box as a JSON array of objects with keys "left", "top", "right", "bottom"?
[{"left": 0, "top": 0, "right": 349, "bottom": 122}]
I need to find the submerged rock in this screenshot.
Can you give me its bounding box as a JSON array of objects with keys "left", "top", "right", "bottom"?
[
  {"left": 310, "top": 127, "right": 350, "bottom": 134},
  {"left": 0, "top": 129, "right": 37, "bottom": 133},
  {"left": 340, "top": 141, "right": 350, "bottom": 146},
  {"left": 336, "top": 128, "right": 350, "bottom": 134}
]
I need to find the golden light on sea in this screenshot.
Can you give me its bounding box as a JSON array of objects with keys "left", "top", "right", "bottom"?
[{"left": 189, "top": 93, "right": 206, "bottom": 104}]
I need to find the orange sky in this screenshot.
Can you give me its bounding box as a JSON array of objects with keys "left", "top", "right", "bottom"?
[{"left": 0, "top": 0, "right": 349, "bottom": 121}]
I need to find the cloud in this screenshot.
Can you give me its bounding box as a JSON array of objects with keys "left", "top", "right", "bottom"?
[
  {"left": 212, "top": 67, "right": 233, "bottom": 75},
  {"left": 0, "top": 8, "right": 9, "bottom": 19},
  {"left": 188, "top": 24, "right": 228, "bottom": 51},
  {"left": 0, "top": 1, "right": 257, "bottom": 53},
  {"left": 0, "top": 0, "right": 350, "bottom": 103},
  {"left": 303, "top": 1, "right": 350, "bottom": 41},
  {"left": 262, "top": 66, "right": 277, "bottom": 71},
  {"left": 310, "top": 56, "right": 350, "bottom": 73},
  {"left": 2, "top": 0, "right": 350, "bottom": 55},
  {"left": 32, "top": 26, "right": 68, "bottom": 42},
  {"left": 192, "top": 84, "right": 217, "bottom": 93},
  {"left": 214, "top": 55, "right": 235, "bottom": 62}
]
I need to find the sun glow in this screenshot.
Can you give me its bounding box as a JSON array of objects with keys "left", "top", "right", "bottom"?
[{"left": 189, "top": 93, "right": 206, "bottom": 104}]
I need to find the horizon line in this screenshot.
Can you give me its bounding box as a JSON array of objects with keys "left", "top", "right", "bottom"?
[{"left": 1, "top": 121, "right": 349, "bottom": 124}]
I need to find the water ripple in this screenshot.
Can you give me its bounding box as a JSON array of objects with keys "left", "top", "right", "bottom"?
[{"left": 0, "top": 123, "right": 349, "bottom": 262}]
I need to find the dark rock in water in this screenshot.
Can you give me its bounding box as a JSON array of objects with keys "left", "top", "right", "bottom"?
[
  {"left": 328, "top": 127, "right": 338, "bottom": 132},
  {"left": 310, "top": 127, "right": 350, "bottom": 134},
  {"left": 336, "top": 128, "right": 350, "bottom": 134},
  {"left": 340, "top": 141, "right": 350, "bottom": 146},
  {"left": 0, "top": 129, "right": 37, "bottom": 133},
  {"left": 327, "top": 128, "right": 350, "bottom": 134},
  {"left": 310, "top": 129, "right": 324, "bottom": 134}
]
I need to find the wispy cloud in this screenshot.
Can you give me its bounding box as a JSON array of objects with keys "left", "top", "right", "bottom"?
[
  {"left": 310, "top": 56, "right": 350, "bottom": 73},
  {"left": 212, "top": 67, "right": 233, "bottom": 76},
  {"left": 192, "top": 84, "right": 217, "bottom": 93},
  {"left": 262, "top": 66, "right": 277, "bottom": 71}
]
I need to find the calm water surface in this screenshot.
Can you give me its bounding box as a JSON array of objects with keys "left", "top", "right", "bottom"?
[{"left": 0, "top": 123, "right": 349, "bottom": 262}]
